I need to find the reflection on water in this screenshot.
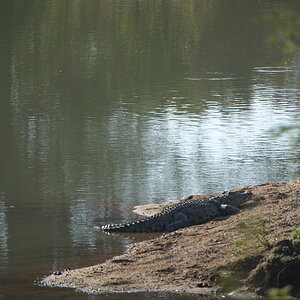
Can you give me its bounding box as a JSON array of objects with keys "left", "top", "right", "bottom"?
[
  {"left": 70, "top": 198, "right": 97, "bottom": 249},
  {"left": 0, "top": 193, "right": 8, "bottom": 266},
  {"left": 0, "top": 0, "right": 300, "bottom": 299},
  {"left": 253, "top": 66, "right": 294, "bottom": 73}
]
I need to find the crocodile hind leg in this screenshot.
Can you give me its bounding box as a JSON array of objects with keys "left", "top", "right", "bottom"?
[{"left": 164, "top": 212, "right": 191, "bottom": 232}]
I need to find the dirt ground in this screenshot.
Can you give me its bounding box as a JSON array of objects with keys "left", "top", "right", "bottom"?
[{"left": 42, "top": 181, "right": 300, "bottom": 296}]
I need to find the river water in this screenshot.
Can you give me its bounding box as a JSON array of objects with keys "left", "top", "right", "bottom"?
[{"left": 0, "top": 1, "right": 300, "bottom": 299}]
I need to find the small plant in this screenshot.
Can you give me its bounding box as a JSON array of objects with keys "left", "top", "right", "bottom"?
[
  {"left": 267, "top": 285, "right": 292, "bottom": 300},
  {"left": 290, "top": 228, "right": 300, "bottom": 239}
]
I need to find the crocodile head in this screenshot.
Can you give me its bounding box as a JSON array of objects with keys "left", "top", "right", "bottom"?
[{"left": 225, "top": 191, "right": 252, "bottom": 207}]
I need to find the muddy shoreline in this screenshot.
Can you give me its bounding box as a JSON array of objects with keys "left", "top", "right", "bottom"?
[{"left": 42, "top": 181, "right": 300, "bottom": 297}]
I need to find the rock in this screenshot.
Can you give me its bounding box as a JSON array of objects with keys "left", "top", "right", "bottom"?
[{"left": 53, "top": 271, "right": 62, "bottom": 276}]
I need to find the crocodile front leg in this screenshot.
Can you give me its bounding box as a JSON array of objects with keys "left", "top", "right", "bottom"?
[{"left": 219, "top": 204, "right": 240, "bottom": 216}]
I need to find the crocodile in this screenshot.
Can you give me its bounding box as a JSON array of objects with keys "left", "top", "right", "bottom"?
[{"left": 99, "top": 191, "right": 252, "bottom": 233}]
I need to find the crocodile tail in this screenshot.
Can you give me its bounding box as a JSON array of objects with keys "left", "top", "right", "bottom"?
[{"left": 101, "top": 214, "right": 165, "bottom": 233}]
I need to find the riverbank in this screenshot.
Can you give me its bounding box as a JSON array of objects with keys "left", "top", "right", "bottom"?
[{"left": 42, "top": 181, "right": 300, "bottom": 297}]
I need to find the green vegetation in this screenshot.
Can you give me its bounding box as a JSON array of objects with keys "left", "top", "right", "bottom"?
[
  {"left": 228, "top": 221, "right": 300, "bottom": 297},
  {"left": 266, "top": 7, "right": 300, "bottom": 175},
  {"left": 266, "top": 8, "right": 300, "bottom": 60},
  {"left": 230, "top": 216, "right": 271, "bottom": 258},
  {"left": 290, "top": 228, "right": 300, "bottom": 240},
  {"left": 231, "top": 219, "right": 300, "bottom": 258},
  {"left": 272, "top": 124, "right": 300, "bottom": 176},
  {"left": 267, "top": 286, "right": 292, "bottom": 300}
]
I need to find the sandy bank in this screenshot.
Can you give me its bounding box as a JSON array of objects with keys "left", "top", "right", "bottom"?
[{"left": 42, "top": 181, "right": 300, "bottom": 297}]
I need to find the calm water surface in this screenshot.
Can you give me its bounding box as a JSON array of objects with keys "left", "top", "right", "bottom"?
[{"left": 0, "top": 1, "right": 300, "bottom": 299}]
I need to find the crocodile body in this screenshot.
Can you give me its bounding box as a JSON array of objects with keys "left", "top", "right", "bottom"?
[{"left": 100, "top": 191, "right": 252, "bottom": 233}]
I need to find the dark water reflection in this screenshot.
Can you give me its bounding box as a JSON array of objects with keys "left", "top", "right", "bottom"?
[{"left": 0, "top": 0, "right": 300, "bottom": 299}]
